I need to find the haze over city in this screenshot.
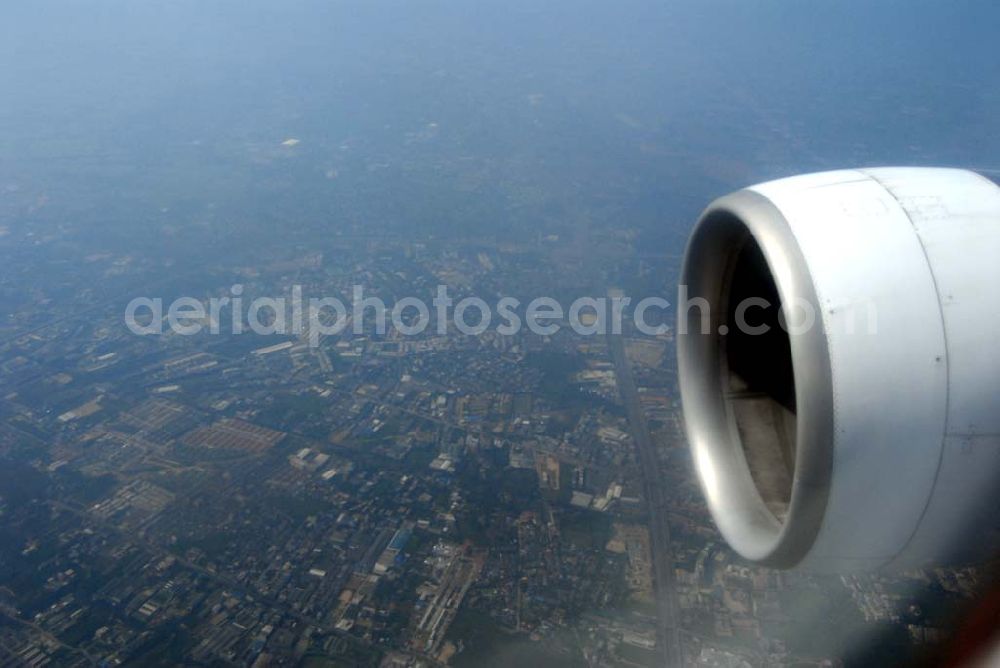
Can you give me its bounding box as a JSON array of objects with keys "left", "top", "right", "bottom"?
[{"left": 1, "top": 1, "right": 998, "bottom": 666}]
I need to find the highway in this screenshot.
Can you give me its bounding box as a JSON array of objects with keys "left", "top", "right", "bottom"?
[{"left": 607, "top": 324, "right": 683, "bottom": 667}]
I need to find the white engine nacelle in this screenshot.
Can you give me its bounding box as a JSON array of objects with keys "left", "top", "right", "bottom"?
[{"left": 677, "top": 167, "right": 1000, "bottom": 572}]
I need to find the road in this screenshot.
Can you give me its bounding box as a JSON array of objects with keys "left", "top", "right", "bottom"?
[
  {"left": 607, "top": 324, "right": 683, "bottom": 667},
  {"left": 0, "top": 607, "right": 97, "bottom": 667}
]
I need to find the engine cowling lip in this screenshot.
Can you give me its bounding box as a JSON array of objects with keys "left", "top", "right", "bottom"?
[{"left": 678, "top": 188, "right": 834, "bottom": 568}]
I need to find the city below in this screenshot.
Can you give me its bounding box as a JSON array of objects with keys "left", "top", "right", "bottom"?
[{"left": 0, "top": 233, "right": 983, "bottom": 667}]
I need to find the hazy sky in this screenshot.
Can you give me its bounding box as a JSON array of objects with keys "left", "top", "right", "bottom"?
[{"left": 1, "top": 0, "right": 998, "bottom": 248}]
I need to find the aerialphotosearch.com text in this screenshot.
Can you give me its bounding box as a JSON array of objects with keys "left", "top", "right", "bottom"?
[{"left": 124, "top": 284, "right": 868, "bottom": 347}]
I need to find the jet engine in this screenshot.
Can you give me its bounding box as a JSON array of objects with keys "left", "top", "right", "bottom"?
[{"left": 677, "top": 167, "right": 1000, "bottom": 572}]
